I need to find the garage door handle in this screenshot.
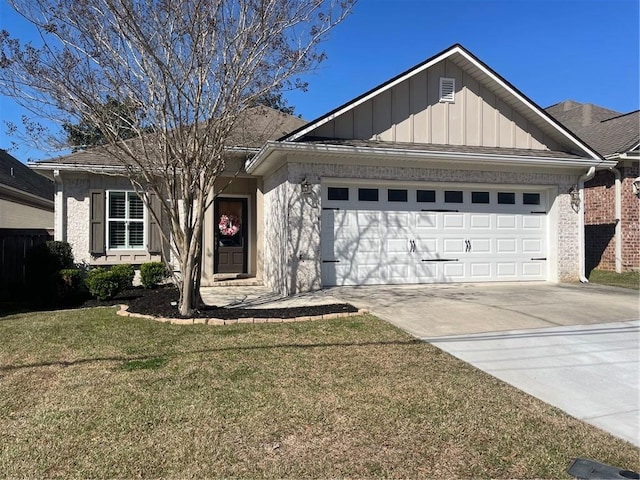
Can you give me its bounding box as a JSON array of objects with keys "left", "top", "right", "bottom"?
[
  {"left": 421, "top": 209, "right": 459, "bottom": 213},
  {"left": 421, "top": 258, "right": 459, "bottom": 262},
  {"left": 530, "top": 211, "right": 546, "bottom": 214},
  {"left": 530, "top": 257, "right": 547, "bottom": 261}
]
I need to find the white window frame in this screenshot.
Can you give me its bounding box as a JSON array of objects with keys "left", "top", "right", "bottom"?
[{"left": 106, "top": 190, "right": 146, "bottom": 250}]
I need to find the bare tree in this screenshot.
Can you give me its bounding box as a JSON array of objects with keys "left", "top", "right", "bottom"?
[{"left": 0, "top": 0, "right": 354, "bottom": 316}]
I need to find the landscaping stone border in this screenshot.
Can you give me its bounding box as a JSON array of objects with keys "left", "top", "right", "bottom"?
[{"left": 117, "top": 304, "right": 369, "bottom": 325}]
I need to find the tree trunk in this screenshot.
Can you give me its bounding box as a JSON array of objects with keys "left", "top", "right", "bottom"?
[{"left": 177, "top": 212, "right": 205, "bottom": 317}]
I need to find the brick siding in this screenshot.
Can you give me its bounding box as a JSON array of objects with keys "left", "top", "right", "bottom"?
[{"left": 584, "top": 164, "right": 640, "bottom": 272}]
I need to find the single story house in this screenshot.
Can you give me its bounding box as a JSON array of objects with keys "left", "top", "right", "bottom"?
[
  {"left": 546, "top": 101, "right": 639, "bottom": 273},
  {"left": 32, "top": 44, "right": 616, "bottom": 295}
]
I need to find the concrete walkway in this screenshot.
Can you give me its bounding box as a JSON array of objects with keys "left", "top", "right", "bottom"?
[{"left": 200, "top": 285, "right": 345, "bottom": 309}]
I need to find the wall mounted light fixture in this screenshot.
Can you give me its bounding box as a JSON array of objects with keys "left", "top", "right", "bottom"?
[
  {"left": 301, "top": 177, "right": 312, "bottom": 196},
  {"left": 632, "top": 177, "right": 640, "bottom": 198},
  {"left": 569, "top": 185, "right": 581, "bottom": 212}
]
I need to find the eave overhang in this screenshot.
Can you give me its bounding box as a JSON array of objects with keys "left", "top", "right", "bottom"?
[
  {"left": 246, "top": 141, "right": 615, "bottom": 177},
  {"left": 0, "top": 182, "right": 54, "bottom": 209}
]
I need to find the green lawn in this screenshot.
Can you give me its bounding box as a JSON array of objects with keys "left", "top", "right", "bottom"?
[
  {"left": 1, "top": 308, "right": 638, "bottom": 479},
  {"left": 588, "top": 269, "right": 640, "bottom": 290}
]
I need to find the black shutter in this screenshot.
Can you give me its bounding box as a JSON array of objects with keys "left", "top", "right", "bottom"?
[
  {"left": 147, "top": 192, "right": 162, "bottom": 254},
  {"left": 89, "top": 190, "right": 105, "bottom": 255}
]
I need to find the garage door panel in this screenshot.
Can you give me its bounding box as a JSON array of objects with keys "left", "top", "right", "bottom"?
[
  {"left": 415, "top": 212, "right": 438, "bottom": 229},
  {"left": 522, "top": 238, "right": 543, "bottom": 254},
  {"left": 496, "top": 215, "right": 518, "bottom": 229},
  {"left": 523, "top": 215, "right": 544, "bottom": 229},
  {"left": 385, "top": 212, "right": 410, "bottom": 232},
  {"left": 386, "top": 238, "right": 411, "bottom": 254},
  {"left": 470, "top": 262, "right": 492, "bottom": 278},
  {"left": 415, "top": 237, "right": 437, "bottom": 253},
  {"left": 388, "top": 264, "right": 411, "bottom": 280},
  {"left": 470, "top": 214, "right": 491, "bottom": 229},
  {"left": 497, "top": 238, "right": 517, "bottom": 253},
  {"left": 469, "top": 238, "right": 491, "bottom": 253},
  {"left": 415, "top": 262, "right": 437, "bottom": 278},
  {"left": 522, "top": 262, "right": 544, "bottom": 277},
  {"left": 443, "top": 262, "right": 465, "bottom": 279},
  {"left": 443, "top": 213, "right": 465, "bottom": 228},
  {"left": 497, "top": 262, "right": 518, "bottom": 277},
  {"left": 443, "top": 238, "right": 465, "bottom": 254}
]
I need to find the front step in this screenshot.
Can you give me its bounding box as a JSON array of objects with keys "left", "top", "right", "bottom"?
[{"left": 211, "top": 274, "right": 263, "bottom": 287}]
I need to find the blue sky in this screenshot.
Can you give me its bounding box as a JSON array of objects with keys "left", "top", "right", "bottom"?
[{"left": 1, "top": 0, "right": 639, "bottom": 162}]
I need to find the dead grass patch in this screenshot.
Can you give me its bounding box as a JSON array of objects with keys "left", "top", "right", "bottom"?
[{"left": 0, "top": 308, "right": 638, "bottom": 478}]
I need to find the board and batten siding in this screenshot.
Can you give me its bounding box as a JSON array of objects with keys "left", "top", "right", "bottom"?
[{"left": 312, "top": 59, "right": 558, "bottom": 151}]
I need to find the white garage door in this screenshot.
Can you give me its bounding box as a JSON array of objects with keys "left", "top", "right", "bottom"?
[{"left": 321, "top": 183, "right": 548, "bottom": 286}]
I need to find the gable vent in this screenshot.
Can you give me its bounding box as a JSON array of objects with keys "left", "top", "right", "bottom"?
[{"left": 439, "top": 77, "right": 455, "bottom": 102}]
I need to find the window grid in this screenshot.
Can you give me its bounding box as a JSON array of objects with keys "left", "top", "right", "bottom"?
[{"left": 107, "top": 191, "right": 145, "bottom": 249}]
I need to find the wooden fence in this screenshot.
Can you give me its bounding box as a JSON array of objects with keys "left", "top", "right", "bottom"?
[{"left": 0, "top": 228, "right": 53, "bottom": 300}]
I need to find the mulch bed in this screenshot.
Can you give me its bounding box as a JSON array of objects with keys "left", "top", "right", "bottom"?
[{"left": 81, "top": 285, "right": 358, "bottom": 320}]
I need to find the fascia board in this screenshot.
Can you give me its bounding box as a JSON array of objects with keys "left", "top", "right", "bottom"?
[
  {"left": 246, "top": 141, "right": 615, "bottom": 177},
  {"left": 29, "top": 162, "right": 127, "bottom": 173}
]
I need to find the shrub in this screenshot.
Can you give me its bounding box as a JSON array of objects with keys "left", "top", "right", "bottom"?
[
  {"left": 85, "top": 268, "right": 120, "bottom": 301},
  {"left": 57, "top": 268, "right": 87, "bottom": 305},
  {"left": 140, "top": 262, "right": 168, "bottom": 289},
  {"left": 46, "top": 241, "right": 74, "bottom": 269},
  {"left": 60, "top": 268, "right": 83, "bottom": 289},
  {"left": 110, "top": 264, "right": 135, "bottom": 291}
]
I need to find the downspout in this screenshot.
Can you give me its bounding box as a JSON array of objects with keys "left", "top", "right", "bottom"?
[
  {"left": 611, "top": 167, "right": 622, "bottom": 273},
  {"left": 578, "top": 167, "right": 596, "bottom": 283},
  {"left": 53, "top": 170, "right": 66, "bottom": 242}
]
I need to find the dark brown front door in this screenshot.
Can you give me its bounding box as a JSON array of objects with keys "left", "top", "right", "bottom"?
[{"left": 214, "top": 198, "right": 248, "bottom": 274}]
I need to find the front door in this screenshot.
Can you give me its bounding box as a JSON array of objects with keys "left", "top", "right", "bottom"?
[{"left": 214, "top": 197, "right": 248, "bottom": 274}]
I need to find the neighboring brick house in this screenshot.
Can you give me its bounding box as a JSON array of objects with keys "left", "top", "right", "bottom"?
[{"left": 547, "top": 101, "right": 639, "bottom": 273}]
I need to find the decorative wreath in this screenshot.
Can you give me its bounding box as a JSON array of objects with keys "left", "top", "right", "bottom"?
[{"left": 218, "top": 214, "right": 241, "bottom": 236}]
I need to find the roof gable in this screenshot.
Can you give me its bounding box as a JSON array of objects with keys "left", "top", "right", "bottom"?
[{"left": 285, "top": 44, "right": 600, "bottom": 160}]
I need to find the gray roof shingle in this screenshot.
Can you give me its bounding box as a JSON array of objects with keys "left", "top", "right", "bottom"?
[
  {"left": 35, "top": 106, "right": 306, "bottom": 168},
  {"left": 0, "top": 149, "right": 54, "bottom": 201},
  {"left": 546, "top": 100, "right": 639, "bottom": 157}
]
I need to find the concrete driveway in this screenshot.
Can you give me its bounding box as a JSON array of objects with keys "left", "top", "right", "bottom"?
[{"left": 327, "top": 282, "right": 640, "bottom": 446}]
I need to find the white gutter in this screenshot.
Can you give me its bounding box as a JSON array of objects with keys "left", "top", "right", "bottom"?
[
  {"left": 29, "top": 162, "right": 127, "bottom": 173},
  {"left": 578, "top": 166, "right": 596, "bottom": 283},
  {"left": 611, "top": 167, "right": 622, "bottom": 273},
  {"left": 246, "top": 141, "right": 615, "bottom": 175}
]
